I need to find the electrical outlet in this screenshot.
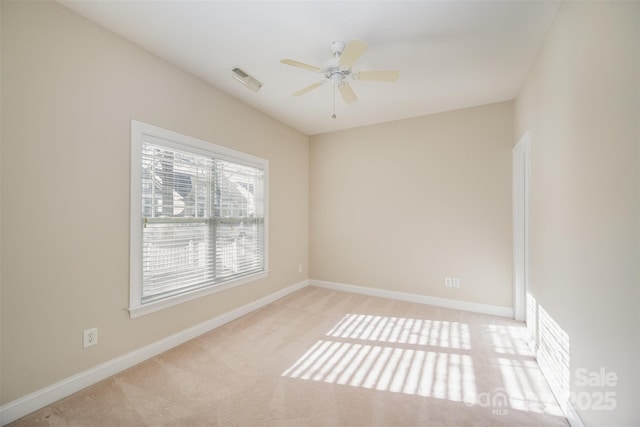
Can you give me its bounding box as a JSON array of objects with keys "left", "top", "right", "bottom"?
[
  {"left": 444, "top": 277, "right": 453, "bottom": 287},
  {"left": 83, "top": 327, "right": 98, "bottom": 348},
  {"left": 452, "top": 278, "right": 461, "bottom": 288},
  {"left": 298, "top": 264, "right": 303, "bottom": 273}
]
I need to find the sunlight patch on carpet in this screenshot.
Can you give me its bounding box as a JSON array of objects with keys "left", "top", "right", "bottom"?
[
  {"left": 282, "top": 313, "right": 476, "bottom": 402},
  {"left": 282, "top": 340, "right": 476, "bottom": 401},
  {"left": 326, "top": 314, "right": 471, "bottom": 349}
]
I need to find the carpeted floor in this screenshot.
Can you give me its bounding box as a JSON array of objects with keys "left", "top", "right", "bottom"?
[{"left": 10, "top": 286, "right": 569, "bottom": 426}]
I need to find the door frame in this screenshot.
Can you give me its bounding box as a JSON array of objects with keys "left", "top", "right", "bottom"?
[{"left": 513, "top": 131, "right": 530, "bottom": 322}]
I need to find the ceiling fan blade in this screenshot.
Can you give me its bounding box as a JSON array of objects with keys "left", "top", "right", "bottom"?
[
  {"left": 339, "top": 40, "right": 368, "bottom": 68},
  {"left": 280, "top": 59, "right": 323, "bottom": 73},
  {"left": 338, "top": 81, "right": 357, "bottom": 104},
  {"left": 356, "top": 70, "right": 400, "bottom": 82},
  {"left": 293, "top": 81, "right": 325, "bottom": 96}
]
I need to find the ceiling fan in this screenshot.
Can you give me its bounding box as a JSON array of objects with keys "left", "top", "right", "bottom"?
[{"left": 280, "top": 40, "right": 399, "bottom": 118}]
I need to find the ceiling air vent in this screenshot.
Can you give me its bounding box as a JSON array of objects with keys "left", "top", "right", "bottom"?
[{"left": 231, "top": 67, "right": 262, "bottom": 92}]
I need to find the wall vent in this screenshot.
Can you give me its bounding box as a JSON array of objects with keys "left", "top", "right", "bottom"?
[{"left": 231, "top": 67, "right": 262, "bottom": 92}]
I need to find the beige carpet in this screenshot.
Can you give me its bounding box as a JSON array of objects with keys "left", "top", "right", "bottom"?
[{"left": 10, "top": 286, "right": 568, "bottom": 426}]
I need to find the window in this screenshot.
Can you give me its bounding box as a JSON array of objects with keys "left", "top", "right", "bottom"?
[{"left": 130, "top": 121, "right": 268, "bottom": 317}]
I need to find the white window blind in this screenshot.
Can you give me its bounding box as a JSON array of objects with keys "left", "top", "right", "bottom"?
[{"left": 130, "top": 121, "right": 268, "bottom": 317}]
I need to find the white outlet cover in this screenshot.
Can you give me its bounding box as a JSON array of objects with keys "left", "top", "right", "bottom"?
[{"left": 83, "top": 327, "right": 98, "bottom": 348}]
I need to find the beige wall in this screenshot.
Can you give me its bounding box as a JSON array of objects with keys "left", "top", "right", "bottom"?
[
  {"left": 515, "top": 2, "right": 639, "bottom": 425},
  {"left": 0, "top": 1, "right": 308, "bottom": 404},
  {"left": 310, "top": 102, "right": 514, "bottom": 308}
]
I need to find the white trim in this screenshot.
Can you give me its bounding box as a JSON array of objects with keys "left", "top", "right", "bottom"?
[
  {"left": 129, "top": 271, "right": 269, "bottom": 319},
  {"left": 565, "top": 400, "right": 585, "bottom": 427},
  {"left": 528, "top": 336, "right": 583, "bottom": 427},
  {"left": 131, "top": 121, "right": 267, "bottom": 169},
  {"left": 129, "top": 119, "right": 270, "bottom": 317},
  {"left": 310, "top": 280, "right": 513, "bottom": 318},
  {"left": 130, "top": 121, "right": 143, "bottom": 311},
  {"left": 0, "top": 280, "right": 309, "bottom": 426},
  {"left": 513, "top": 131, "right": 531, "bottom": 321}
]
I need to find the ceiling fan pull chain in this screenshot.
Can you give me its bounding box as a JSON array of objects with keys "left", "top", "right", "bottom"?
[{"left": 332, "top": 83, "right": 337, "bottom": 119}]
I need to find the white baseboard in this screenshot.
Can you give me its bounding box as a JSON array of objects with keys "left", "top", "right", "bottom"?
[
  {"left": 310, "top": 279, "right": 513, "bottom": 318},
  {"left": 565, "top": 400, "right": 585, "bottom": 427},
  {"left": 0, "top": 278, "right": 515, "bottom": 425},
  {"left": 0, "top": 279, "right": 309, "bottom": 426}
]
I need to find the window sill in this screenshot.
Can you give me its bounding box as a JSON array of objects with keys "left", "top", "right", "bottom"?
[{"left": 128, "top": 270, "right": 268, "bottom": 318}]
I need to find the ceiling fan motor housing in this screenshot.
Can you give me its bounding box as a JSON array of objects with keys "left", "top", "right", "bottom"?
[{"left": 330, "top": 41, "right": 345, "bottom": 56}]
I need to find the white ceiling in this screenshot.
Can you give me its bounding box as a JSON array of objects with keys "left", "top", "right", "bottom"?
[{"left": 60, "top": 1, "right": 559, "bottom": 136}]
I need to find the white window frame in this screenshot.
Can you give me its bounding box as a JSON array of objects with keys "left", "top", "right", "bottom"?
[{"left": 129, "top": 120, "right": 269, "bottom": 318}]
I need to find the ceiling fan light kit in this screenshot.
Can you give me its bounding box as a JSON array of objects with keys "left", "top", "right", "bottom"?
[{"left": 280, "top": 40, "right": 399, "bottom": 117}]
